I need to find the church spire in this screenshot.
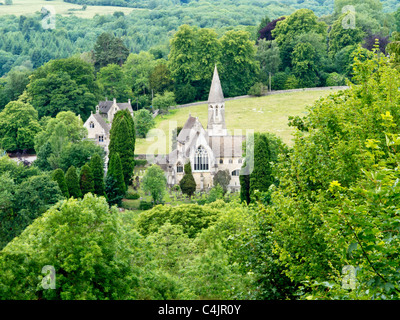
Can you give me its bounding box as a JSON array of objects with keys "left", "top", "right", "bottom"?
[{"left": 208, "top": 65, "right": 224, "bottom": 104}]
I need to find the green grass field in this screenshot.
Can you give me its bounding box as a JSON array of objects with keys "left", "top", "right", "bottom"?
[
  {"left": 0, "top": 0, "right": 137, "bottom": 18},
  {"left": 135, "top": 89, "right": 342, "bottom": 154}
]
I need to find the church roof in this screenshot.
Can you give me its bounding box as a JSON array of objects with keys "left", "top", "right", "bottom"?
[
  {"left": 177, "top": 115, "right": 206, "bottom": 143},
  {"left": 208, "top": 65, "right": 224, "bottom": 104},
  {"left": 208, "top": 135, "right": 245, "bottom": 158}
]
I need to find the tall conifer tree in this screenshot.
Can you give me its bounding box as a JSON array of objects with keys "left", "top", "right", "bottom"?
[
  {"left": 90, "top": 153, "right": 106, "bottom": 197},
  {"left": 51, "top": 168, "right": 69, "bottom": 198},
  {"left": 109, "top": 110, "right": 135, "bottom": 190},
  {"left": 179, "top": 161, "right": 196, "bottom": 199},
  {"left": 80, "top": 163, "right": 95, "bottom": 196},
  {"left": 249, "top": 133, "right": 273, "bottom": 199},
  {"left": 65, "top": 165, "right": 82, "bottom": 198},
  {"left": 106, "top": 152, "right": 126, "bottom": 204}
]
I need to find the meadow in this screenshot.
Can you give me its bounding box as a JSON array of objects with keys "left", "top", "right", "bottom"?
[
  {"left": 135, "top": 88, "right": 345, "bottom": 154},
  {"left": 0, "top": 0, "right": 137, "bottom": 17}
]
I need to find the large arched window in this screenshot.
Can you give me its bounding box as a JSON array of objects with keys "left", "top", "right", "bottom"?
[{"left": 194, "top": 146, "right": 209, "bottom": 171}]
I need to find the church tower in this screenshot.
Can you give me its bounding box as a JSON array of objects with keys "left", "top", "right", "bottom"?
[{"left": 207, "top": 65, "right": 227, "bottom": 136}]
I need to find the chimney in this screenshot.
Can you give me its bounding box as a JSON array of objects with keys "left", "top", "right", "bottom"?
[
  {"left": 128, "top": 99, "right": 131, "bottom": 105},
  {"left": 113, "top": 98, "right": 116, "bottom": 104}
]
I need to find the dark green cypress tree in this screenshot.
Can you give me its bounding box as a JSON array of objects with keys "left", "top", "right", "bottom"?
[
  {"left": 179, "top": 161, "right": 196, "bottom": 199},
  {"left": 249, "top": 133, "right": 273, "bottom": 199},
  {"left": 106, "top": 152, "right": 126, "bottom": 204},
  {"left": 51, "top": 168, "right": 70, "bottom": 198},
  {"left": 239, "top": 160, "right": 250, "bottom": 205},
  {"left": 109, "top": 110, "right": 135, "bottom": 190},
  {"left": 65, "top": 165, "right": 82, "bottom": 198},
  {"left": 79, "top": 163, "right": 95, "bottom": 196},
  {"left": 89, "top": 153, "right": 106, "bottom": 197}
]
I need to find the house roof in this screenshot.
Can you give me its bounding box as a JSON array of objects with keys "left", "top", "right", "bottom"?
[
  {"left": 92, "top": 113, "right": 111, "bottom": 134},
  {"left": 97, "top": 99, "right": 133, "bottom": 114}
]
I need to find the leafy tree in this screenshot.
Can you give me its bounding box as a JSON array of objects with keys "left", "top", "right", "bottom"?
[
  {"left": 256, "top": 15, "right": 271, "bottom": 39},
  {"left": 206, "top": 184, "right": 224, "bottom": 203},
  {"left": 258, "top": 17, "right": 286, "bottom": 41},
  {"left": 0, "top": 101, "right": 41, "bottom": 152},
  {"left": 272, "top": 9, "right": 327, "bottom": 69},
  {"left": 123, "top": 51, "right": 156, "bottom": 96},
  {"left": 65, "top": 165, "right": 82, "bottom": 199},
  {"left": 213, "top": 169, "right": 230, "bottom": 194},
  {"left": 142, "top": 164, "right": 167, "bottom": 204},
  {"left": 256, "top": 39, "right": 281, "bottom": 85},
  {"left": 2, "top": 174, "right": 63, "bottom": 248},
  {"left": 149, "top": 61, "right": 173, "bottom": 94},
  {"left": 51, "top": 168, "right": 70, "bottom": 198},
  {"left": 0, "top": 194, "right": 139, "bottom": 299},
  {"left": 106, "top": 152, "right": 125, "bottom": 205},
  {"left": 93, "top": 32, "right": 130, "bottom": 70},
  {"left": 109, "top": 110, "right": 135, "bottom": 188},
  {"left": 179, "top": 161, "right": 196, "bottom": 199},
  {"left": 96, "top": 63, "right": 132, "bottom": 101},
  {"left": 326, "top": 72, "right": 347, "bottom": 86},
  {"left": 219, "top": 30, "right": 259, "bottom": 97},
  {"left": 152, "top": 91, "right": 175, "bottom": 111},
  {"left": 136, "top": 202, "right": 220, "bottom": 238},
  {"left": 291, "top": 42, "right": 319, "bottom": 88},
  {"left": 79, "top": 163, "right": 95, "bottom": 196},
  {"left": 328, "top": 13, "right": 365, "bottom": 57},
  {"left": 58, "top": 140, "right": 105, "bottom": 173},
  {"left": 89, "top": 153, "right": 106, "bottom": 197},
  {"left": 134, "top": 108, "right": 155, "bottom": 138},
  {"left": 26, "top": 57, "right": 98, "bottom": 119}
]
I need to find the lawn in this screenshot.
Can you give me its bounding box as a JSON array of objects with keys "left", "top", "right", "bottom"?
[
  {"left": 0, "top": 0, "right": 137, "bottom": 18},
  {"left": 135, "top": 88, "right": 343, "bottom": 154}
]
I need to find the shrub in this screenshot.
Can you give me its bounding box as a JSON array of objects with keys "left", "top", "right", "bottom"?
[{"left": 139, "top": 200, "right": 154, "bottom": 211}]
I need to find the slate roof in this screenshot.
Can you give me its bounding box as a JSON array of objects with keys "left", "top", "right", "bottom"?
[
  {"left": 208, "top": 135, "right": 245, "bottom": 158},
  {"left": 208, "top": 65, "right": 224, "bottom": 104},
  {"left": 92, "top": 113, "right": 111, "bottom": 134},
  {"left": 97, "top": 99, "right": 133, "bottom": 114}
]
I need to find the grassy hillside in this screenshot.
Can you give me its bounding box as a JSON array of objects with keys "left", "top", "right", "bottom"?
[
  {"left": 135, "top": 88, "right": 344, "bottom": 155},
  {"left": 0, "top": 0, "right": 137, "bottom": 17}
]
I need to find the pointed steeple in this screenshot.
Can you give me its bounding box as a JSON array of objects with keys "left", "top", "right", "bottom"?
[{"left": 208, "top": 65, "right": 224, "bottom": 104}]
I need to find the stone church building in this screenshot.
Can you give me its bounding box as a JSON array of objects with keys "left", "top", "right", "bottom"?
[
  {"left": 160, "top": 66, "right": 245, "bottom": 192},
  {"left": 84, "top": 66, "right": 245, "bottom": 192}
]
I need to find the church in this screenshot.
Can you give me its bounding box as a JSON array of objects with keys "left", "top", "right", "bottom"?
[{"left": 159, "top": 66, "right": 245, "bottom": 192}]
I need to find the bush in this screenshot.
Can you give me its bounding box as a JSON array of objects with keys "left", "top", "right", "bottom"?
[
  {"left": 135, "top": 159, "right": 148, "bottom": 167},
  {"left": 139, "top": 200, "right": 153, "bottom": 211},
  {"left": 271, "top": 72, "right": 288, "bottom": 90},
  {"left": 325, "top": 72, "right": 346, "bottom": 86},
  {"left": 248, "top": 82, "right": 264, "bottom": 96},
  {"left": 125, "top": 191, "right": 140, "bottom": 200}
]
